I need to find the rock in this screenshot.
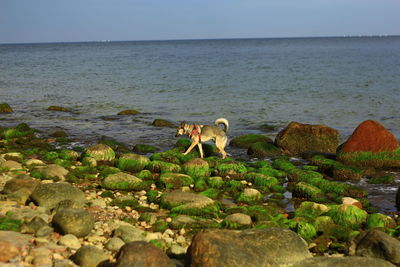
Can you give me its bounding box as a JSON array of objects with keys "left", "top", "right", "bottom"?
[
  {"left": 146, "top": 160, "right": 182, "bottom": 173},
  {"left": 224, "top": 213, "right": 252, "bottom": 227},
  {"left": 342, "top": 197, "right": 363, "bottom": 209},
  {"left": 353, "top": 229, "right": 400, "bottom": 265},
  {"left": 30, "top": 182, "right": 86, "bottom": 210},
  {"left": 59, "top": 234, "right": 81, "bottom": 250},
  {"left": 337, "top": 120, "right": 400, "bottom": 168},
  {"left": 20, "top": 216, "right": 50, "bottom": 236},
  {"left": 102, "top": 172, "right": 143, "bottom": 190},
  {"left": 236, "top": 188, "right": 262, "bottom": 204},
  {"left": 3, "top": 177, "right": 40, "bottom": 195},
  {"left": 214, "top": 161, "right": 247, "bottom": 180},
  {"left": 170, "top": 215, "right": 220, "bottom": 230},
  {"left": 52, "top": 208, "right": 94, "bottom": 237},
  {"left": 365, "top": 213, "right": 396, "bottom": 229},
  {"left": 247, "top": 141, "right": 281, "bottom": 157},
  {"left": 105, "top": 237, "right": 125, "bottom": 252},
  {"left": 82, "top": 144, "right": 115, "bottom": 162},
  {"left": 161, "top": 190, "right": 214, "bottom": 210},
  {"left": 292, "top": 256, "right": 395, "bottom": 267},
  {"left": 327, "top": 204, "right": 367, "bottom": 230},
  {"left": 133, "top": 144, "right": 158, "bottom": 154},
  {"left": 117, "top": 109, "right": 140, "bottom": 115},
  {"left": 182, "top": 158, "right": 210, "bottom": 178},
  {"left": 186, "top": 228, "right": 311, "bottom": 266},
  {"left": 0, "top": 160, "right": 22, "bottom": 170},
  {"left": 0, "top": 231, "right": 32, "bottom": 262},
  {"left": 159, "top": 173, "right": 194, "bottom": 189},
  {"left": 113, "top": 225, "right": 146, "bottom": 243},
  {"left": 47, "top": 105, "right": 70, "bottom": 112},
  {"left": 71, "top": 246, "right": 109, "bottom": 267},
  {"left": 116, "top": 153, "right": 149, "bottom": 172},
  {"left": 275, "top": 122, "right": 340, "bottom": 156},
  {"left": 90, "top": 198, "right": 107, "bottom": 208},
  {"left": 0, "top": 240, "right": 20, "bottom": 262},
  {"left": 152, "top": 119, "right": 175, "bottom": 127},
  {"left": 229, "top": 134, "right": 274, "bottom": 149},
  {"left": 0, "top": 103, "right": 13, "bottom": 113},
  {"left": 25, "top": 158, "right": 46, "bottom": 167},
  {"left": 34, "top": 164, "right": 69, "bottom": 180},
  {"left": 116, "top": 241, "right": 175, "bottom": 267}
]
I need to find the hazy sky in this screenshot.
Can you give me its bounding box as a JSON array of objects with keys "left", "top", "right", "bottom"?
[{"left": 1, "top": 0, "right": 399, "bottom": 43}]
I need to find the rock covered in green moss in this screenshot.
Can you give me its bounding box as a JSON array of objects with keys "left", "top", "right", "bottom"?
[
  {"left": 31, "top": 164, "right": 69, "bottom": 181},
  {"left": 117, "top": 153, "right": 149, "bottom": 172},
  {"left": 152, "top": 119, "right": 175, "bottom": 127},
  {"left": 247, "top": 142, "right": 281, "bottom": 157},
  {"left": 150, "top": 147, "right": 199, "bottom": 164},
  {"left": 170, "top": 215, "right": 221, "bottom": 230},
  {"left": 222, "top": 213, "right": 252, "bottom": 229},
  {"left": 327, "top": 204, "right": 368, "bottom": 230},
  {"left": 133, "top": 144, "right": 158, "bottom": 154},
  {"left": 102, "top": 172, "right": 143, "bottom": 190},
  {"left": 294, "top": 221, "right": 317, "bottom": 241},
  {"left": 146, "top": 160, "right": 181, "bottom": 173},
  {"left": 0, "top": 103, "right": 13, "bottom": 113},
  {"left": 294, "top": 202, "right": 330, "bottom": 221},
  {"left": 207, "top": 176, "right": 224, "bottom": 189},
  {"left": 82, "top": 144, "right": 115, "bottom": 161},
  {"left": 272, "top": 157, "right": 296, "bottom": 173},
  {"left": 292, "top": 182, "right": 327, "bottom": 203},
  {"left": 236, "top": 188, "right": 262, "bottom": 204},
  {"left": 313, "top": 216, "right": 336, "bottom": 233},
  {"left": 183, "top": 158, "right": 210, "bottom": 178},
  {"left": 159, "top": 173, "right": 194, "bottom": 189},
  {"left": 368, "top": 172, "right": 396, "bottom": 184},
  {"left": 214, "top": 161, "right": 247, "bottom": 180},
  {"left": 247, "top": 173, "right": 279, "bottom": 191},
  {"left": 117, "top": 109, "right": 140, "bottom": 115},
  {"left": 365, "top": 213, "right": 396, "bottom": 229},
  {"left": 230, "top": 134, "right": 274, "bottom": 149},
  {"left": 275, "top": 121, "right": 340, "bottom": 156},
  {"left": 136, "top": 169, "right": 153, "bottom": 180}
]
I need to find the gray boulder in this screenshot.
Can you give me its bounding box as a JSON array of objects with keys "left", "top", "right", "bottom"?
[{"left": 52, "top": 208, "right": 94, "bottom": 237}]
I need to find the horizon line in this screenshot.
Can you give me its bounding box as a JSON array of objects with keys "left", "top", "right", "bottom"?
[{"left": 1, "top": 34, "right": 399, "bottom": 45}]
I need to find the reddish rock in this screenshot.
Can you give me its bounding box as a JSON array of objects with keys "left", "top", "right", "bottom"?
[
  {"left": 0, "top": 240, "right": 20, "bottom": 262},
  {"left": 275, "top": 122, "right": 340, "bottom": 156},
  {"left": 339, "top": 120, "right": 399, "bottom": 153},
  {"left": 116, "top": 241, "right": 175, "bottom": 267}
]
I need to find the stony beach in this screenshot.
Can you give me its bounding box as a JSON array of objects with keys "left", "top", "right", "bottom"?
[{"left": 1, "top": 103, "right": 400, "bottom": 267}]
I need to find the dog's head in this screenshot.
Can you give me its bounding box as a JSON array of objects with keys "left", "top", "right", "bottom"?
[{"left": 175, "top": 121, "right": 187, "bottom": 137}]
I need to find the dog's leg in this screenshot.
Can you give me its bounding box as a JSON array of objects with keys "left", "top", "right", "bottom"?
[
  {"left": 198, "top": 143, "right": 204, "bottom": 158},
  {"left": 216, "top": 136, "right": 228, "bottom": 159},
  {"left": 183, "top": 141, "right": 198, "bottom": 155}
]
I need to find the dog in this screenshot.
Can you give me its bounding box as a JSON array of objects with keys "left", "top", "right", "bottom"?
[{"left": 175, "top": 118, "right": 229, "bottom": 159}]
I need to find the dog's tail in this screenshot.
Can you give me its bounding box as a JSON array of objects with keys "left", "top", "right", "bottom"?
[{"left": 215, "top": 118, "right": 229, "bottom": 133}]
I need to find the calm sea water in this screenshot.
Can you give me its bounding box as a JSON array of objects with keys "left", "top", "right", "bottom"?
[
  {"left": 1, "top": 36, "right": 400, "bottom": 211},
  {"left": 1, "top": 37, "right": 400, "bottom": 147}
]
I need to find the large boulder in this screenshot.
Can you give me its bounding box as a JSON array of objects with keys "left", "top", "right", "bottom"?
[
  {"left": 293, "top": 256, "right": 394, "bottom": 267},
  {"left": 275, "top": 122, "right": 340, "bottom": 156},
  {"left": 30, "top": 182, "right": 86, "bottom": 209},
  {"left": 337, "top": 120, "right": 400, "bottom": 168},
  {"left": 186, "top": 228, "right": 311, "bottom": 267},
  {"left": 115, "top": 241, "right": 175, "bottom": 267},
  {"left": 52, "top": 208, "right": 95, "bottom": 237}
]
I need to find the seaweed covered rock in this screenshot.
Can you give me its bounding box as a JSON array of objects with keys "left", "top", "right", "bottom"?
[
  {"left": 31, "top": 164, "right": 69, "bottom": 181},
  {"left": 82, "top": 144, "right": 115, "bottom": 162},
  {"left": 365, "top": 213, "right": 396, "bottom": 229},
  {"left": 117, "top": 109, "right": 140, "bottom": 115},
  {"left": 117, "top": 153, "right": 149, "bottom": 172},
  {"left": 327, "top": 204, "right": 367, "bottom": 230},
  {"left": 0, "top": 103, "right": 13, "bottom": 113},
  {"left": 337, "top": 120, "right": 400, "bottom": 168},
  {"left": 247, "top": 142, "right": 281, "bottom": 157},
  {"left": 30, "top": 182, "right": 86, "bottom": 210},
  {"left": 159, "top": 173, "right": 194, "bottom": 189},
  {"left": 186, "top": 228, "right": 312, "bottom": 267},
  {"left": 150, "top": 147, "right": 199, "bottom": 164},
  {"left": 229, "top": 134, "right": 273, "bottom": 149},
  {"left": 275, "top": 122, "right": 340, "bottom": 156},
  {"left": 214, "top": 161, "right": 247, "bottom": 180},
  {"left": 146, "top": 160, "right": 181, "bottom": 173},
  {"left": 152, "top": 119, "right": 175, "bottom": 127},
  {"left": 102, "top": 172, "right": 143, "bottom": 190},
  {"left": 236, "top": 188, "right": 262, "bottom": 204},
  {"left": 133, "top": 144, "right": 158, "bottom": 154},
  {"left": 183, "top": 158, "right": 210, "bottom": 178}
]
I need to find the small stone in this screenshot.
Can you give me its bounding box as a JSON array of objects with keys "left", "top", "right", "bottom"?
[
  {"left": 59, "top": 234, "right": 82, "bottom": 250},
  {"left": 105, "top": 237, "right": 125, "bottom": 252},
  {"left": 71, "top": 245, "right": 109, "bottom": 267}
]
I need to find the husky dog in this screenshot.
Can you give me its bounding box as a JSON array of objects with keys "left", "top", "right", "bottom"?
[{"left": 175, "top": 118, "right": 229, "bottom": 159}]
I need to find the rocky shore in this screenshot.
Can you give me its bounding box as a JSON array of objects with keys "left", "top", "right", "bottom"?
[{"left": 1, "top": 104, "right": 400, "bottom": 266}]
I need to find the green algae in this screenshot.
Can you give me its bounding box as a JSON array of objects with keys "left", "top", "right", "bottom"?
[
  {"left": 337, "top": 148, "right": 400, "bottom": 168},
  {"left": 365, "top": 213, "right": 396, "bottom": 229},
  {"left": 117, "top": 153, "right": 149, "bottom": 172},
  {"left": 146, "top": 160, "right": 181, "bottom": 174},
  {"left": 136, "top": 169, "right": 153, "bottom": 180},
  {"left": 272, "top": 157, "right": 296, "bottom": 173},
  {"left": 294, "top": 221, "right": 317, "bottom": 241},
  {"left": 294, "top": 201, "right": 330, "bottom": 221},
  {"left": 200, "top": 188, "right": 220, "bottom": 199},
  {"left": 182, "top": 159, "right": 210, "bottom": 178},
  {"left": 159, "top": 173, "right": 194, "bottom": 189},
  {"left": 229, "top": 134, "right": 273, "bottom": 149},
  {"left": 326, "top": 204, "right": 368, "bottom": 230},
  {"left": 0, "top": 215, "right": 22, "bottom": 232},
  {"left": 247, "top": 141, "right": 281, "bottom": 157},
  {"left": 206, "top": 176, "right": 224, "bottom": 189},
  {"left": 214, "top": 161, "right": 247, "bottom": 180}
]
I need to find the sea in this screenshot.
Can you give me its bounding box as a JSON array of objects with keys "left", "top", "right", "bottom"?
[{"left": 1, "top": 36, "right": 400, "bottom": 211}]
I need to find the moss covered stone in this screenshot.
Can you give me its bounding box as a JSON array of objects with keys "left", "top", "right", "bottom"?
[
  {"left": 200, "top": 188, "right": 220, "bottom": 199},
  {"left": 82, "top": 144, "right": 115, "bottom": 162},
  {"left": 214, "top": 161, "right": 247, "bottom": 180},
  {"left": 102, "top": 172, "right": 143, "bottom": 190},
  {"left": 365, "top": 213, "right": 396, "bottom": 229},
  {"left": 146, "top": 160, "right": 181, "bottom": 173},
  {"left": 150, "top": 147, "right": 199, "bottom": 164},
  {"left": 136, "top": 170, "right": 153, "bottom": 180},
  {"left": 313, "top": 216, "right": 336, "bottom": 233},
  {"left": 295, "top": 202, "right": 330, "bottom": 221},
  {"left": 327, "top": 204, "right": 368, "bottom": 230},
  {"left": 292, "top": 182, "right": 327, "bottom": 203},
  {"left": 230, "top": 134, "right": 273, "bottom": 149},
  {"left": 368, "top": 172, "right": 395, "bottom": 184},
  {"left": 294, "top": 221, "right": 317, "bottom": 241},
  {"left": 247, "top": 142, "right": 281, "bottom": 157},
  {"left": 0, "top": 103, "right": 13, "bottom": 113},
  {"left": 183, "top": 158, "right": 210, "bottom": 178},
  {"left": 133, "top": 144, "right": 158, "bottom": 154},
  {"left": 257, "top": 167, "right": 286, "bottom": 178},
  {"left": 236, "top": 188, "right": 262, "bottom": 204},
  {"left": 222, "top": 213, "right": 252, "bottom": 229},
  {"left": 272, "top": 157, "right": 296, "bottom": 173},
  {"left": 159, "top": 173, "right": 194, "bottom": 189},
  {"left": 117, "top": 109, "right": 140, "bottom": 115},
  {"left": 117, "top": 153, "right": 149, "bottom": 172}
]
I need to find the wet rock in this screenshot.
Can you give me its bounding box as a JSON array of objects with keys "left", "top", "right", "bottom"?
[
  {"left": 292, "top": 256, "right": 395, "bottom": 267},
  {"left": 115, "top": 241, "right": 175, "bottom": 267},
  {"left": 113, "top": 225, "right": 146, "bottom": 243},
  {"left": 133, "top": 144, "right": 158, "bottom": 154},
  {"left": 229, "top": 134, "right": 274, "bottom": 149},
  {"left": 337, "top": 120, "right": 400, "bottom": 168},
  {"left": 186, "top": 228, "right": 312, "bottom": 267},
  {"left": 30, "top": 182, "right": 86, "bottom": 210},
  {"left": 59, "top": 234, "right": 81, "bottom": 250},
  {"left": 47, "top": 105, "right": 70, "bottom": 112},
  {"left": 353, "top": 229, "right": 400, "bottom": 265},
  {"left": 117, "top": 109, "right": 140, "bottom": 115},
  {"left": 102, "top": 172, "right": 143, "bottom": 190},
  {"left": 82, "top": 144, "right": 115, "bottom": 162},
  {"left": 275, "top": 121, "right": 340, "bottom": 156},
  {"left": 71, "top": 245, "right": 109, "bottom": 267},
  {"left": 52, "top": 208, "right": 94, "bottom": 237},
  {"left": 116, "top": 153, "right": 149, "bottom": 172},
  {"left": 152, "top": 119, "right": 175, "bottom": 127},
  {"left": 247, "top": 141, "right": 281, "bottom": 157},
  {"left": 34, "top": 164, "right": 69, "bottom": 180},
  {"left": 0, "top": 103, "right": 13, "bottom": 113}
]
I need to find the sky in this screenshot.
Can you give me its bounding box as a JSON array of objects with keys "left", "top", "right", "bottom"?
[{"left": 0, "top": 0, "right": 399, "bottom": 43}]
